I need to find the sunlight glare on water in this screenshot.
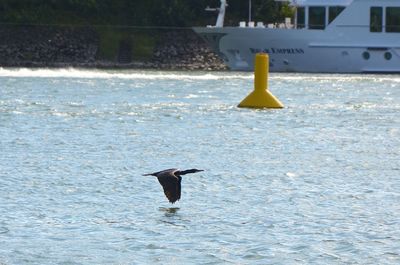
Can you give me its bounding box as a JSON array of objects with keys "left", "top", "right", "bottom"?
[{"left": 0, "top": 68, "right": 399, "bottom": 264}]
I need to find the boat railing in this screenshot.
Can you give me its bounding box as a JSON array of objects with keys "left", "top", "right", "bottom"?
[{"left": 238, "top": 17, "right": 295, "bottom": 29}]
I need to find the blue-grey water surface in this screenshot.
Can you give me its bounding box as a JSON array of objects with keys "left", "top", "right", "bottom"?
[{"left": 0, "top": 68, "right": 399, "bottom": 264}]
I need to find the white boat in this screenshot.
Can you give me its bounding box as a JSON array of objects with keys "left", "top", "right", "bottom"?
[{"left": 193, "top": 0, "right": 400, "bottom": 73}]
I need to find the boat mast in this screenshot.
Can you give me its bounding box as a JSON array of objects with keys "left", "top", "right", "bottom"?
[
  {"left": 216, "top": 0, "right": 228, "bottom": 27},
  {"left": 205, "top": 0, "right": 228, "bottom": 27},
  {"left": 248, "top": 0, "right": 252, "bottom": 22}
]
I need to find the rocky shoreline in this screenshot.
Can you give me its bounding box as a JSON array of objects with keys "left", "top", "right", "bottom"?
[{"left": 0, "top": 26, "right": 227, "bottom": 71}]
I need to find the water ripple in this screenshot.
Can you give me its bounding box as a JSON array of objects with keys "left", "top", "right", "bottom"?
[{"left": 1, "top": 70, "right": 399, "bottom": 264}]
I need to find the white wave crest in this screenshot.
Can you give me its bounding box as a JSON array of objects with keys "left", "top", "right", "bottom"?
[
  {"left": 0, "top": 67, "right": 252, "bottom": 80},
  {"left": 2, "top": 67, "right": 399, "bottom": 83}
]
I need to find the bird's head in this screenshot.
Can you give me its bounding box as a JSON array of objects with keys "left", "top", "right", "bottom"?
[{"left": 178, "top": 168, "right": 204, "bottom": 175}]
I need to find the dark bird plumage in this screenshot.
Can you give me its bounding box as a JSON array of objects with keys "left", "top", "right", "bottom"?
[{"left": 143, "top": 168, "right": 204, "bottom": 203}]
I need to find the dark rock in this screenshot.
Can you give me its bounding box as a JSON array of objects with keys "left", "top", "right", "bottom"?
[{"left": 0, "top": 26, "right": 227, "bottom": 70}]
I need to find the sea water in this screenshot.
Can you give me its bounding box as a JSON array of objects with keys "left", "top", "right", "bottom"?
[{"left": 0, "top": 68, "right": 399, "bottom": 264}]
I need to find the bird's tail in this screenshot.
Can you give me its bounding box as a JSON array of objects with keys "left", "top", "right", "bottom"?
[{"left": 142, "top": 173, "right": 155, "bottom": 176}]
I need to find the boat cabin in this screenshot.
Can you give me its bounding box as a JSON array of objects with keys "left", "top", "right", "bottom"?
[
  {"left": 293, "top": 0, "right": 351, "bottom": 29},
  {"left": 369, "top": 5, "right": 400, "bottom": 33},
  {"left": 292, "top": 0, "right": 400, "bottom": 32}
]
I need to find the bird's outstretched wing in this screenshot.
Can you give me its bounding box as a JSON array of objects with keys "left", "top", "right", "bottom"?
[
  {"left": 157, "top": 175, "right": 181, "bottom": 203},
  {"left": 143, "top": 168, "right": 178, "bottom": 176}
]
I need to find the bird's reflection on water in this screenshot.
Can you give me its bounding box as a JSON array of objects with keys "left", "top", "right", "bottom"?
[
  {"left": 158, "top": 207, "right": 188, "bottom": 227},
  {"left": 159, "top": 207, "right": 180, "bottom": 217}
]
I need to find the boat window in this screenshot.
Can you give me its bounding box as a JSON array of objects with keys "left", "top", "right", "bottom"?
[
  {"left": 297, "top": 7, "right": 305, "bottom": 28},
  {"left": 370, "top": 7, "right": 383, "bottom": 32},
  {"left": 362, "top": 51, "right": 370, "bottom": 60},
  {"left": 329, "top": 6, "right": 345, "bottom": 24},
  {"left": 309, "top": 7, "right": 326, "bottom": 30},
  {"left": 384, "top": 52, "right": 392, "bottom": 60},
  {"left": 386, "top": 7, "right": 400, "bottom": 32}
]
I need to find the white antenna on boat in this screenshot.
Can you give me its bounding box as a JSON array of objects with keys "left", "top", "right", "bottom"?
[{"left": 205, "top": 0, "right": 228, "bottom": 27}]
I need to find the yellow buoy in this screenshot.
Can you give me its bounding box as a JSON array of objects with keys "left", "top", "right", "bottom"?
[{"left": 238, "top": 53, "right": 284, "bottom": 109}]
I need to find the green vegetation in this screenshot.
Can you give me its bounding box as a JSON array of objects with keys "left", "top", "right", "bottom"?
[
  {"left": 95, "top": 28, "right": 158, "bottom": 61},
  {"left": 96, "top": 28, "right": 125, "bottom": 60},
  {"left": 0, "top": 0, "right": 289, "bottom": 61},
  {"left": 132, "top": 32, "right": 158, "bottom": 61},
  {"left": 0, "top": 0, "right": 287, "bottom": 27}
]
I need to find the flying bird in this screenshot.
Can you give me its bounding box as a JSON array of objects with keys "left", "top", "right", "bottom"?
[{"left": 143, "top": 168, "right": 204, "bottom": 203}]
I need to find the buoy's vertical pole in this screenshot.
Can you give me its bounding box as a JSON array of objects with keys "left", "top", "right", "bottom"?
[
  {"left": 254, "top": 53, "right": 268, "bottom": 92},
  {"left": 238, "top": 53, "right": 283, "bottom": 109}
]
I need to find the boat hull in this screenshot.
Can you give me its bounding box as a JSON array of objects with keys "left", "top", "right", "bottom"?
[{"left": 193, "top": 26, "right": 400, "bottom": 73}]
